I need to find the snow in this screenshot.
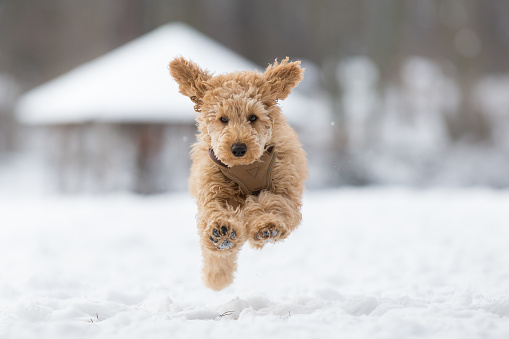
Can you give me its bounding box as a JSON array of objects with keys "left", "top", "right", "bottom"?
[
  {"left": 1, "top": 188, "right": 509, "bottom": 338},
  {"left": 14, "top": 22, "right": 318, "bottom": 127},
  {"left": 333, "top": 56, "right": 509, "bottom": 187}
]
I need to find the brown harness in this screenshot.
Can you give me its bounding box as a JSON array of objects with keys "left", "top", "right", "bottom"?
[{"left": 208, "top": 146, "right": 276, "bottom": 195}]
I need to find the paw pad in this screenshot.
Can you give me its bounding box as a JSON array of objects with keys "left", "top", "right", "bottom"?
[
  {"left": 255, "top": 224, "right": 283, "bottom": 243},
  {"left": 210, "top": 225, "right": 237, "bottom": 250},
  {"left": 259, "top": 229, "right": 278, "bottom": 239}
]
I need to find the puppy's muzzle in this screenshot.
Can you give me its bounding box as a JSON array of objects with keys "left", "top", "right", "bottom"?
[{"left": 231, "top": 143, "right": 247, "bottom": 157}]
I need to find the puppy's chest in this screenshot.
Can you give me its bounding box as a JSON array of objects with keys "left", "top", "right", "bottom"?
[{"left": 209, "top": 146, "right": 276, "bottom": 196}]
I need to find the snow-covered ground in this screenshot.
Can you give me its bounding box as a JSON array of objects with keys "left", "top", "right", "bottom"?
[{"left": 1, "top": 188, "right": 509, "bottom": 338}]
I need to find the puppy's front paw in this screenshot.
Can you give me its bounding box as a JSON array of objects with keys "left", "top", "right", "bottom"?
[
  {"left": 205, "top": 222, "right": 242, "bottom": 252},
  {"left": 249, "top": 222, "right": 287, "bottom": 249}
]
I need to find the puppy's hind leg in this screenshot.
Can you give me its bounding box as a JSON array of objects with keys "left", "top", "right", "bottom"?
[{"left": 201, "top": 246, "right": 240, "bottom": 291}]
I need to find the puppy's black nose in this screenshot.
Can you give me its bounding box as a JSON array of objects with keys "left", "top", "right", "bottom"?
[{"left": 231, "top": 143, "right": 247, "bottom": 157}]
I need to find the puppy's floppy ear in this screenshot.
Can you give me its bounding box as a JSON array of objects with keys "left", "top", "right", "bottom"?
[
  {"left": 169, "top": 57, "right": 212, "bottom": 110},
  {"left": 262, "top": 57, "right": 304, "bottom": 101}
]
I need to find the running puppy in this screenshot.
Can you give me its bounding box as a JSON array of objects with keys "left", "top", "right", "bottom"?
[{"left": 169, "top": 57, "right": 307, "bottom": 290}]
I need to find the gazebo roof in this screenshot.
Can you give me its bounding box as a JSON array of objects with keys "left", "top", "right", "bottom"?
[{"left": 15, "top": 22, "right": 313, "bottom": 126}]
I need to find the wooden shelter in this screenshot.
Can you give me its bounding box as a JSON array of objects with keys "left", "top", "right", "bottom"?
[{"left": 15, "top": 23, "right": 317, "bottom": 194}]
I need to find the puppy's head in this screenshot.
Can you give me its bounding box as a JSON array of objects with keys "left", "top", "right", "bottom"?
[{"left": 169, "top": 57, "right": 303, "bottom": 166}]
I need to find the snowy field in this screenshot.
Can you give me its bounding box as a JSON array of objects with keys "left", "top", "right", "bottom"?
[{"left": 1, "top": 188, "right": 509, "bottom": 339}]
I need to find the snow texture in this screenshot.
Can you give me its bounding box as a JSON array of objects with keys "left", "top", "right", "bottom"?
[{"left": 1, "top": 188, "right": 509, "bottom": 338}]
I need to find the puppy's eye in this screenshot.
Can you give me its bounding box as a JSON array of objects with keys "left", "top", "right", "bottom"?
[
  {"left": 220, "top": 117, "right": 229, "bottom": 123},
  {"left": 248, "top": 115, "right": 258, "bottom": 122}
]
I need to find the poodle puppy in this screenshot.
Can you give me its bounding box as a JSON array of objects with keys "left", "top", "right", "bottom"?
[{"left": 169, "top": 57, "right": 308, "bottom": 290}]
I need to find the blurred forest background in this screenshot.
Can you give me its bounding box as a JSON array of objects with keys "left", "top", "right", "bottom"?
[{"left": 0, "top": 0, "right": 508, "bottom": 194}]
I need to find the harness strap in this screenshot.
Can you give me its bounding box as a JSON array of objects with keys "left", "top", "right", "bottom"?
[{"left": 208, "top": 146, "right": 276, "bottom": 195}]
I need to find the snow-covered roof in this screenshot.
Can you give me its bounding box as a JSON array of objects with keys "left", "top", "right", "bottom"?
[{"left": 15, "top": 22, "right": 314, "bottom": 125}]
